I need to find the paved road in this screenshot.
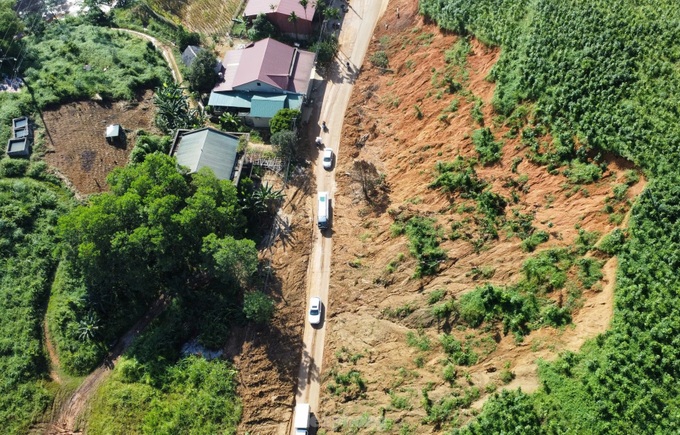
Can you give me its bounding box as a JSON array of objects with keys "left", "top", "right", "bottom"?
[{"left": 293, "top": 0, "right": 390, "bottom": 432}]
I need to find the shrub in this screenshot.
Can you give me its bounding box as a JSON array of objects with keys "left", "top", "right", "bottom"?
[
  {"left": 541, "top": 304, "right": 572, "bottom": 327},
  {"left": 472, "top": 128, "right": 502, "bottom": 165},
  {"left": 428, "top": 289, "right": 447, "bottom": 305},
  {"left": 430, "top": 157, "right": 487, "bottom": 197},
  {"left": 370, "top": 51, "right": 389, "bottom": 69},
  {"left": 564, "top": 161, "right": 602, "bottom": 184},
  {"left": 521, "top": 230, "right": 549, "bottom": 252},
  {"left": 577, "top": 257, "right": 603, "bottom": 289},
  {"left": 404, "top": 216, "right": 447, "bottom": 277},
  {"left": 406, "top": 330, "right": 431, "bottom": 351},
  {"left": 0, "top": 158, "right": 29, "bottom": 177},
  {"left": 269, "top": 109, "right": 301, "bottom": 135},
  {"left": 597, "top": 228, "right": 626, "bottom": 255},
  {"left": 242, "top": 291, "right": 275, "bottom": 324}
]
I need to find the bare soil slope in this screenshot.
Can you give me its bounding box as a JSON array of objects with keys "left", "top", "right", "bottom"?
[
  {"left": 42, "top": 91, "right": 157, "bottom": 195},
  {"left": 314, "top": 0, "right": 644, "bottom": 432}
]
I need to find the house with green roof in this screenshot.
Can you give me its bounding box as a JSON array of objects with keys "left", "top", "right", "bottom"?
[{"left": 170, "top": 127, "right": 244, "bottom": 184}]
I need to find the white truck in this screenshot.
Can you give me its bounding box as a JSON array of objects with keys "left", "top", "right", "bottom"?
[{"left": 294, "top": 403, "right": 310, "bottom": 434}]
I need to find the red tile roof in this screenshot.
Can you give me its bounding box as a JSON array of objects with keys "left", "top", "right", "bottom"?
[
  {"left": 244, "top": 0, "right": 316, "bottom": 21},
  {"left": 213, "top": 38, "right": 315, "bottom": 95}
]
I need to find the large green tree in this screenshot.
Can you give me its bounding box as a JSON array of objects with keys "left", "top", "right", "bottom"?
[
  {"left": 55, "top": 154, "right": 259, "bottom": 371},
  {"left": 0, "top": 0, "right": 24, "bottom": 74},
  {"left": 186, "top": 48, "right": 218, "bottom": 94}
]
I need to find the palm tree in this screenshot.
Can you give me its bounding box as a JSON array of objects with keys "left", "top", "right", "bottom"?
[
  {"left": 251, "top": 183, "right": 284, "bottom": 215},
  {"left": 299, "top": 0, "right": 309, "bottom": 20},
  {"left": 288, "top": 11, "right": 299, "bottom": 41}
]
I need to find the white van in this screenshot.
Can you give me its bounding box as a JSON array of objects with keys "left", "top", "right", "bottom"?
[
  {"left": 294, "top": 403, "right": 310, "bottom": 434},
  {"left": 318, "top": 192, "right": 330, "bottom": 230}
]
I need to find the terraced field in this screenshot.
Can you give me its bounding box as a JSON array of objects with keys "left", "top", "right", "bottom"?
[{"left": 149, "top": 0, "right": 243, "bottom": 36}]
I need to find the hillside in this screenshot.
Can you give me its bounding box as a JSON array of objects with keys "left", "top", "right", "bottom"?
[{"left": 311, "top": 0, "right": 646, "bottom": 432}]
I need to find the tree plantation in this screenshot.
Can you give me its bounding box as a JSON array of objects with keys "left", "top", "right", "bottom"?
[{"left": 419, "top": 0, "right": 680, "bottom": 432}]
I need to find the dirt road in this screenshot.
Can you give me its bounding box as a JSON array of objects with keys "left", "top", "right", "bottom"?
[
  {"left": 116, "top": 29, "right": 184, "bottom": 84},
  {"left": 47, "top": 298, "right": 169, "bottom": 434},
  {"left": 293, "top": 0, "right": 390, "bottom": 431}
]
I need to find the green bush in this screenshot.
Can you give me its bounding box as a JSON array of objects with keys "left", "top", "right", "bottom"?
[
  {"left": 269, "top": 108, "right": 301, "bottom": 135},
  {"left": 403, "top": 216, "right": 447, "bottom": 277},
  {"left": 564, "top": 161, "right": 603, "bottom": 184},
  {"left": 577, "top": 258, "right": 603, "bottom": 289},
  {"left": 0, "top": 177, "right": 72, "bottom": 432},
  {"left": 597, "top": 228, "right": 626, "bottom": 255},
  {"left": 242, "top": 291, "right": 275, "bottom": 324},
  {"left": 370, "top": 51, "right": 389, "bottom": 69},
  {"left": 406, "top": 330, "right": 431, "bottom": 351},
  {"left": 24, "top": 24, "right": 169, "bottom": 107},
  {"left": 430, "top": 157, "right": 487, "bottom": 197},
  {"left": 520, "top": 230, "right": 549, "bottom": 252},
  {"left": 0, "top": 158, "right": 29, "bottom": 177},
  {"left": 472, "top": 128, "right": 502, "bottom": 165}
]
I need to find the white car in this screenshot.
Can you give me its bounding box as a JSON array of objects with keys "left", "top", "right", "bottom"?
[
  {"left": 322, "top": 148, "right": 333, "bottom": 170},
  {"left": 308, "top": 297, "right": 322, "bottom": 325}
]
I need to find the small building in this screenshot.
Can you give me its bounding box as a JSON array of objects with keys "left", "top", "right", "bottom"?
[
  {"left": 244, "top": 0, "right": 316, "bottom": 38},
  {"left": 105, "top": 124, "right": 124, "bottom": 145},
  {"left": 169, "top": 127, "right": 243, "bottom": 183},
  {"left": 6, "top": 137, "right": 30, "bottom": 158},
  {"left": 181, "top": 45, "right": 203, "bottom": 67}
]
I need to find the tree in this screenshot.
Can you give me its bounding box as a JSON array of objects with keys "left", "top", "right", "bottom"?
[
  {"left": 187, "top": 48, "right": 218, "bottom": 94},
  {"left": 299, "top": 0, "right": 309, "bottom": 20},
  {"left": 202, "top": 233, "right": 259, "bottom": 287},
  {"left": 351, "top": 159, "right": 388, "bottom": 205},
  {"left": 129, "top": 132, "right": 172, "bottom": 163},
  {"left": 175, "top": 25, "right": 200, "bottom": 52},
  {"left": 242, "top": 291, "right": 275, "bottom": 324},
  {"left": 0, "top": 0, "right": 24, "bottom": 74},
  {"left": 251, "top": 183, "right": 284, "bottom": 215},
  {"left": 311, "top": 35, "right": 339, "bottom": 66},
  {"left": 247, "top": 13, "right": 276, "bottom": 41},
  {"left": 288, "top": 11, "right": 299, "bottom": 41},
  {"left": 219, "top": 112, "right": 242, "bottom": 132},
  {"left": 270, "top": 108, "right": 300, "bottom": 135},
  {"left": 58, "top": 154, "right": 252, "bottom": 347},
  {"left": 154, "top": 82, "right": 201, "bottom": 133},
  {"left": 270, "top": 130, "right": 298, "bottom": 159}
]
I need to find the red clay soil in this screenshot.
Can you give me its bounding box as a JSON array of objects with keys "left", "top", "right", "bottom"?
[{"left": 310, "top": 0, "right": 646, "bottom": 431}]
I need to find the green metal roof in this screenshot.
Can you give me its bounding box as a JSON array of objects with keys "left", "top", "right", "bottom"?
[
  {"left": 208, "top": 91, "right": 305, "bottom": 118},
  {"left": 208, "top": 91, "right": 252, "bottom": 108},
  {"left": 250, "top": 94, "right": 286, "bottom": 118},
  {"left": 175, "top": 128, "right": 239, "bottom": 180}
]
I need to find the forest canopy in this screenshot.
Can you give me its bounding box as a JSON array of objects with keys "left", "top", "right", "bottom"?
[{"left": 51, "top": 153, "right": 259, "bottom": 374}]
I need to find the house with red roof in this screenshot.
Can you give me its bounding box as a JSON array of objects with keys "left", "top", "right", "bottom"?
[
  {"left": 244, "top": 0, "right": 316, "bottom": 38},
  {"left": 208, "top": 38, "right": 316, "bottom": 128}
]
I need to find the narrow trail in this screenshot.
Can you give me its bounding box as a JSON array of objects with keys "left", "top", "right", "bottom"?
[
  {"left": 43, "top": 320, "right": 62, "bottom": 385},
  {"left": 46, "top": 297, "right": 170, "bottom": 434},
  {"left": 115, "top": 29, "right": 199, "bottom": 108},
  {"left": 116, "top": 29, "right": 184, "bottom": 84}
]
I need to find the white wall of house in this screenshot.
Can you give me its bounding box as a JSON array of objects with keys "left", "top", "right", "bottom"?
[{"left": 234, "top": 81, "right": 284, "bottom": 94}]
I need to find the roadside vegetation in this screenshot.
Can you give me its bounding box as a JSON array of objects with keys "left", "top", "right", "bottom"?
[
  {"left": 0, "top": 162, "right": 73, "bottom": 433},
  {"left": 419, "top": 0, "right": 680, "bottom": 432}
]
